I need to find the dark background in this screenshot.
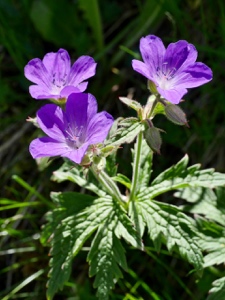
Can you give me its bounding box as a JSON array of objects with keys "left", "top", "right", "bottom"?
[{"left": 1, "top": 0, "right": 225, "bottom": 299}]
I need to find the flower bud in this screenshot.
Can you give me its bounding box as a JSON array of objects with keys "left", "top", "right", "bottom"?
[
  {"left": 80, "top": 154, "right": 91, "bottom": 167},
  {"left": 144, "top": 126, "right": 162, "bottom": 154},
  {"left": 165, "top": 104, "right": 188, "bottom": 126}
]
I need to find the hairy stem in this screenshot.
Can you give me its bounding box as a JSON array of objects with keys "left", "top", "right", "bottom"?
[
  {"left": 129, "top": 131, "right": 143, "bottom": 202},
  {"left": 91, "top": 167, "right": 126, "bottom": 207}
]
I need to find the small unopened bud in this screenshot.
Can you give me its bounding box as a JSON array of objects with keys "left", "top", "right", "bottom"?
[
  {"left": 165, "top": 104, "right": 188, "bottom": 126},
  {"left": 144, "top": 127, "right": 162, "bottom": 154},
  {"left": 101, "top": 145, "right": 116, "bottom": 157},
  {"left": 80, "top": 154, "right": 91, "bottom": 167}
]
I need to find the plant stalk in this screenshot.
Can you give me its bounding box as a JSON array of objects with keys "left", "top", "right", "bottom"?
[
  {"left": 129, "top": 131, "right": 143, "bottom": 202},
  {"left": 91, "top": 167, "right": 126, "bottom": 207}
]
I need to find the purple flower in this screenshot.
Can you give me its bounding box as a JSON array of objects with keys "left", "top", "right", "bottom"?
[
  {"left": 24, "top": 49, "right": 97, "bottom": 100},
  {"left": 29, "top": 93, "right": 114, "bottom": 164},
  {"left": 132, "top": 35, "right": 213, "bottom": 104}
]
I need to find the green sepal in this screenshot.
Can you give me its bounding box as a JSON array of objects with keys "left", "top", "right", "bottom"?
[{"left": 119, "top": 97, "right": 142, "bottom": 112}]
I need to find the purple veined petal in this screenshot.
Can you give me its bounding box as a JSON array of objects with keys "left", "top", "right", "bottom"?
[
  {"left": 132, "top": 60, "right": 155, "bottom": 82},
  {"left": 86, "top": 111, "right": 114, "bottom": 144},
  {"left": 29, "top": 137, "right": 69, "bottom": 158},
  {"left": 86, "top": 93, "right": 98, "bottom": 120},
  {"left": 173, "top": 62, "right": 213, "bottom": 88},
  {"left": 157, "top": 86, "right": 188, "bottom": 104},
  {"left": 60, "top": 86, "right": 81, "bottom": 98},
  {"left": 76, "top": 81, "right": 88, "bottom": 92},
  {"left": 29, "top": 85, "right": 60, "bottom": 100},
  {"left": 65, "top": 93, "right": 98, "bottom": 129},
  {"left": 67, "top": 56, "right": 97, "bottom": 86},
  {"left": 163, "top": 41, "right": 198, "bottom": 75},
  {"left": 62, "top": 142, "right": 90, "bottom": 164},
  {"left": 65, "top": 93, "right": 88, "bottom": 129},
  {"left": 37, "top": 104, "right": 67, "bottom": 141},
  {"left": 139, "top": 35, "right": 166, "bottom": 73},
  {"left": 42, "top": 49, "right": 71, "bottom": 88},
  {"left": 60, "top": 82, "right": 88, "bottom": 98},
  {"left": 24, "top": 58, "right": 51, "bottom": 87}
]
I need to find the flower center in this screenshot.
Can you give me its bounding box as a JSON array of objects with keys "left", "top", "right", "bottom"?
[
  {"left": 64, "top": 124, "right": 84, "bottom": 149},
  {"left": 52, "top": 72, "right": 68, "bottom": 90},
  {"left": 156, "top": 62, "right": 177, "bottom": 89}
]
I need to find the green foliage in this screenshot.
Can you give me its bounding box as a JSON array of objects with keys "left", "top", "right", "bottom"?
[
  {"left": 133, "top": 199, "right": 203, "bottom": 269},
  {"left": 2, "top": 0, "right": 225, "bottom": 299},
  {"left": 109, "top": 118, "right": 145, "bottom": 146},
  {"left": 52, "top": 160, "right": 106, "bottom": 197},
  {"left": 207, "top": 277, "right": 225, "bottom": 300},
  {"left": 176, "top": 187, "right": 225, "bottom": 226},
  {"left": 138, "top": 155, "right": 225, "bottom": 200},
  {"left": 42, "top": 189, "right": 143, "bottom": 299},
  {"left": 46, "top": 138, "right": 225, "bottom": 298}
]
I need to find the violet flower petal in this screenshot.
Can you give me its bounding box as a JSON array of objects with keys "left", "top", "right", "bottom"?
[
  {"left": 132, "top": 34, "right": 213, "bottom": 104},
  {"left": 67, "top": 56, "right": 97, "bottom": 86},
  {"left": 60, "top": 86, "right": 81, "bottom": 98},
  {"left": 24, "top": 58, "right": 51, "bottom": 87},
  {"left": 24, "top": 50, "right": 97, "bottom": 100},
  {"left": 42, "top": 49, "right": 71, "bottom": 86},
  {"left": 132, "top": 60, "right": 154, "bottom": 82},
  {"left": 30, "top": 137, "right": 69, "bottom": 158},
  {"left": 76, "top": 81, "right": 88, "bottom": 92},
  {"left": 29, "top": 93, "right": 114, "bottom": 165},
  {"left": 29, "top": 85, "right": 59, "bottom": 100},
  {"left": 163, "top": 40, "right": 197, "bottom": 73},
  {"left": 174, "top": 62, "right": 213, "bottom": 88},
  {"left": 86, "top": 111, "right": 114, "bottom": 144},
  {"left": 157, "top": 86, "right": 188, "bottom": 104},
  {"left": 140, "top": 35, "right": 165, "bottom": 74},
  {"left": 63, "top": 142, "right": 90, "bottom": 164},
  {"left": 37, "top": 104, "right": 66, "bottom": 141},
  {"left": 65, "top": 93, "right": 98, "bottom": 129}
]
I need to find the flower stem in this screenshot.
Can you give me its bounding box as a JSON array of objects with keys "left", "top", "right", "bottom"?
[
  {"left": 91, "top": 167, "right": 126, "bottom": 207},
  {"left": 129, "top": 131, "right": 143, "bottom": 202}
]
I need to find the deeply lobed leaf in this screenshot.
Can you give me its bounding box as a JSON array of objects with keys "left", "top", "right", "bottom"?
[
  {"left": 133, "top": 199, "right": 203, "bottom": 269},
  {"left": 51, "top": 160, "right": 106, "bottom": 197},
  {"left": 45, "top": 193, "right": 113, "bottom": 300}
]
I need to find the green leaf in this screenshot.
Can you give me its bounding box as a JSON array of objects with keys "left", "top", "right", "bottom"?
[
  {"left": 88, "top": 222, "right": 127, "bottom": 300},
  {"left": 176, "top": 187, "right": 225, "bottom": 226},
  {"left": 78, "top": 0, "right": 104, "bottom": 51},
  {"left": 51, "top": 160, "right": 106, "bottom": 197},
  {"left": 112, "top": 173, "right": 131, "bottom": 189},
  {"left": 139, "top": 155, "right": 225, "bottom": 201},
  {"left": 135, "top": 199, "right": 203, "bottom": 269},
  {"left": 151, "top": 155, "right": 189, "bottom": 185},
  {"left": 44, "top": 190, "right": 142, "bottom": 300},
  {"left": 207, "top": 277, "right": 225, "bottom": 300},
  {"left": 197, "top": 220, "right": 225, "bottom": 268},
  {"left": 119, "top": 97, "right": 142, "bottom": 112},
  {"left": 128, "top": 200, "right": 146, "bottom": 238},
  {"left": 45, "top": 193, "right": 112, "bottom": 300},
  {"left": 86, "top": 196, "right": 143, "bottom": 300},
  {"left": 109, "top": 117, "right": 144, "bottom": 146},
  {"left": 113, "top": 200, "right": 143, "bottom": 250},
  {"left": 30, "top": 0, "right": 92, "bottom": 52},
  {"left": 202, "top": 236, "right": 225, "bottom": 267}
]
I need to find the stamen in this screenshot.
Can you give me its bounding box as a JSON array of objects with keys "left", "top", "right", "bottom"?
[{"left": 64, "top": 124, "right": 84, "bottom": 149}]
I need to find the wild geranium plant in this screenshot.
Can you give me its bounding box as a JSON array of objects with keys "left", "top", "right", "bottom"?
[{"left": 26, "top": 36, "right": 225, "bottom": 300}]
